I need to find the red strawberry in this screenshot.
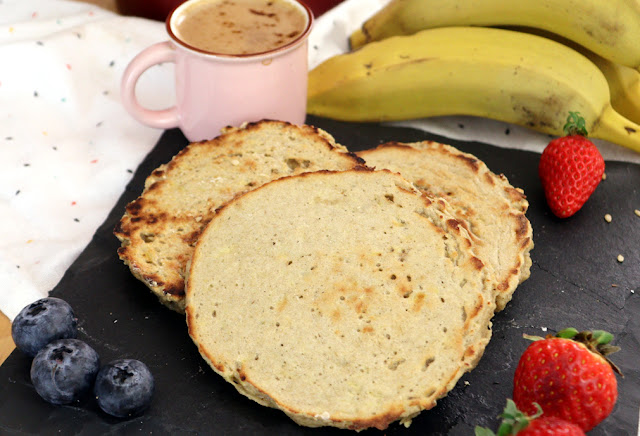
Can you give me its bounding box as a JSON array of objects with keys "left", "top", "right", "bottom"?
[
  {"left": 538, "top": 112, "right": 605, "bottom": 218},
  {"left": 513, "top": 328, "right": 621, "bottom": 432},
  {"left": 519, "top": 416, "right": 585, "bottom": 436},
  {"left": 475, "top": 399, "right": 585, "bottom": 436}
]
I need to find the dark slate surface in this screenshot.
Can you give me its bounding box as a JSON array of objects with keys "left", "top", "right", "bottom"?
[{"left": 1, "top": 116, "right": 638, "bottom": 435}]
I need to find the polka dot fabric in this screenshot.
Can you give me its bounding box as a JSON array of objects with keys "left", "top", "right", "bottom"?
[{"left": 0, "top": 0, "right": 171, "bottom": 319}]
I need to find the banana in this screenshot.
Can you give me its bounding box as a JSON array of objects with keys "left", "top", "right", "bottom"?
[
  {"left": 507, "top": 26, "right": 640, "bottom": 125},
  {"left": 349, "top": 0, "right": 640, "bottom": 70},
  {"left": 588, "top": 55, "right": 640, "bottom": 127},
  {"left": 308, "top": 27, "right": 640, "bottom": 154}
]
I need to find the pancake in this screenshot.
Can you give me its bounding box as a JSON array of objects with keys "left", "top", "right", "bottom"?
[
  {"left": 114, "top": 120, "right": 362, "bottom": 312},
  {"left": 186, "top": 169, "right": 496, "bottom": 430},
  {"left": 358, "top": 141, "right": 533, "bottom": 310}
]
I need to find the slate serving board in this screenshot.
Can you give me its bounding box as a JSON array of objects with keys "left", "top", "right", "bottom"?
[{"left": 1, "top": 116, "right": 638, "bottom": 435}]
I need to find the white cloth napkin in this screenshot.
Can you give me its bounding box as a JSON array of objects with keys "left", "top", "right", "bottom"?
[
  {"left": 0, "top": 0, "right": 172, "bottom": 319},
  {"left": 1, "top": 0, "right": 638, "bottom": 320}
]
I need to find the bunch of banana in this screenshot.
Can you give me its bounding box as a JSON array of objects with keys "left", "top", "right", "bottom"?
[
  {"left": 334, "top": 0, "right": 640, "bottom": 150},
  {"left": 348, "top": 0, "right": 640, "bottom": 69},
  {"left": 307, "top": 26, "right": 640, "bottom": 153}
]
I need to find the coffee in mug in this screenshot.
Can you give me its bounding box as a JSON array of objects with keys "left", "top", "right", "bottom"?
[
  {"left": 174, "top": 0, "right": 307, "bottom": 55},
  {"left": 121, "top": 0, "right": 313, "bottom": 142}
]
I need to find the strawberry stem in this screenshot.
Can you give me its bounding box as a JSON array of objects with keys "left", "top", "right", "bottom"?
[{"left": 563, "top": 111, "right": 588, "bottom": 136}]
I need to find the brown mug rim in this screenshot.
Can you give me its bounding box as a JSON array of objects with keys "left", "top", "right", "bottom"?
[{"left": 165, "top": 0, "right": 314, "bottom": 59}]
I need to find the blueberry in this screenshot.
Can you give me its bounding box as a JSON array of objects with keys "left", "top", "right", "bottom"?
[
  {"left": 12, "top": 297, "right": 78, "bottom": 357},
  {"left": 30, "top": 338, "right": 100, "bottom": 405},
  {"left": 94, "top": 359, "right": 154, "bottom": 418}
]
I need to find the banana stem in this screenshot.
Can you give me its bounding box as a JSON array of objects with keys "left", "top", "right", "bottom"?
[
  {"left": 594, "top": 105, "right": 640, "bottom": 154},
  {"left": 349, "top": 28, "right": 367, "bottom": 50}
]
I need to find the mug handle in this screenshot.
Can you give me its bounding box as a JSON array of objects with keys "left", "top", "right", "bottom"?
[{"left": 121, "top": 41, "right": 179, "bottom": 129}]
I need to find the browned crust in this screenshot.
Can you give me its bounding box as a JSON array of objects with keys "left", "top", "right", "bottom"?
[
  {"left": 470, "top": 256, "right": 485, "bottom": 271},
  {"left": 484, "top": 171, "right": 496, "bottom": 186},
  {"left": 453, "top": 153, "right": 480, "bottom": 173},
  {"left": 514, "top": 213, "right": 531, "bottom": 238}
]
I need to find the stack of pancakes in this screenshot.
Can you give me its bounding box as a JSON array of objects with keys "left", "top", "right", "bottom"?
[{"left": 115, "top": 120, "right": 533, "bottom": 431}]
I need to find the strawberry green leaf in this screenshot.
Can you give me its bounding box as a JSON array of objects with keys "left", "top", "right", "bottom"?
[
  {"left": 500, "top": 398, "right": 519, "bottom": 419},
  {"left": 556, "top": 327, "right": 579, "bottom": 339},
  {"left": 474, "top": 426, "right": 496, "bottom": 436},
  {"left": 563, "top": 111, "right": 588, "bottom": 136},
  {"left": 591, "top": 330, "right": 614, "bottom": 345}
]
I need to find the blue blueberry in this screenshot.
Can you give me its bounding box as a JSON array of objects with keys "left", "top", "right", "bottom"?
[
  {"left": 30, "top": 338, "right": 100, "bottom": 405},
  {"left": 12, "top": 297, "right": 78, "bottom": 357},
  {"left": 94, "top": 359, "right": 154, "bottom": 418}
]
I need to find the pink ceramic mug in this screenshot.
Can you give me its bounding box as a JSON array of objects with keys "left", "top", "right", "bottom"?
[{"left": 121, "top": 0, "right": 314, "bottom": 142}]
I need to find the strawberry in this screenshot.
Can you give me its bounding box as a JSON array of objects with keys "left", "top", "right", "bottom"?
[
  {"left": 517, "top": 416, "right": 585, "bottom": 436},
  {"left": 512, "top": 328, "right": 621, "bottom": 432},
  {"left": 475, "top": 399, "right": 585, "bottom": 436},
  {"left": 538, "top": 112, "right": 605, "bottom": 218}
]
